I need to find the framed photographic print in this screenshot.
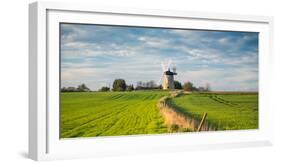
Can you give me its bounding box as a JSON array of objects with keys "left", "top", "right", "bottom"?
[{"left": 29, "top": 1, "right": 274, "bottom": 161}]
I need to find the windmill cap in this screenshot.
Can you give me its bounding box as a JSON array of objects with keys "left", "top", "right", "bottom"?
[{"left": 164, "top": 70, "right": 177, "bottom": 75}]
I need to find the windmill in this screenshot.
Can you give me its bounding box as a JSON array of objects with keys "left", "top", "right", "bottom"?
[{"left": 158, "top": 59, "right": 177, "bottom": 90}]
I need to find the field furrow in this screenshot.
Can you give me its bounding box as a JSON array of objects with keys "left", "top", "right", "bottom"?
[
  {"left": 60, "top": 91, "right": 168, "bottom": 138},
  {"left": 61, "top": 91, "right": 258, "bottom": 138},
  {"left": 170, "top": 93, "right": 258, "bottom": 130}
]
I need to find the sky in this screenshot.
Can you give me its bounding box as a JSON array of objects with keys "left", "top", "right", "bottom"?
[{"left": 60, "top": 23, "right": 258, "bottom": 91}]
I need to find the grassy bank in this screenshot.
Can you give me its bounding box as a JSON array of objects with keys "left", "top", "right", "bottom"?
[{"left": 170, "top": 93, "right": 258, "bottom": 130}]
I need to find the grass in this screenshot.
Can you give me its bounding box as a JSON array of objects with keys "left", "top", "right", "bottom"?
[
  {"left": 60, "top": 91, "right": 168, "bottom": 138},
  {"left": 170, "top": 93, "right": 258, "bottom": 130},
  {"left": 60, "top": 91, "right": 259, "bottom": 138}
]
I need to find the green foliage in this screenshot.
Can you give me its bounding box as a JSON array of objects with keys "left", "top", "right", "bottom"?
[
  {"left": 61, "top": 87, "right": 77, "bottom": 92},
  {"left": 77, "top": 83, "right": 90, "bottom": 92},
  {"left": 61, "top": 84, "right": 90, "bottom": 92},
  {"left": 126, "top": 84, "right": 134, "bottom": 91},
  {"left": 174, "top": 80, "right": 182, "bottom": 89},
  {"left": 171, "top": 93, "right": 258, "bottom": 130},
  {"left": 183, "top": 81, "right": 196, "bottom": 91},
  {"left": 170, "top": 124, "right": 179, "bottom": 132},
  {"left": 60, "top": 91, "right": 168, "bottom": 138},
  {"left": 112, "top": 79, "right": 127, "bottom": 91},
  {"left": 135, "top": 80, "right": 160, "bottom": 90},
  {"left": 99, "top": 86, "right": 110, "bottom": 92}
]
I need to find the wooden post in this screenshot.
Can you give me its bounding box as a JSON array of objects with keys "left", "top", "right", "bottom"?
[{"left": 197, "top": 112, "right": 207, "bottom": 132}]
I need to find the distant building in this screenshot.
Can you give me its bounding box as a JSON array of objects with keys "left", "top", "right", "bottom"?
[{"left": 162, "top": 68, "right": 177, "bottom": 90}]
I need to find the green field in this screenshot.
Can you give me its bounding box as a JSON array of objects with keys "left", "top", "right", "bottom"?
[
  {"left": 60, "top": 91, "right": 258, "bottom": 138},
  {"left": 170, "top": 93, "right": 258, "bottom": 130},
  {"left": 60, "top": 91, "right": 168, "bottom": 138}
]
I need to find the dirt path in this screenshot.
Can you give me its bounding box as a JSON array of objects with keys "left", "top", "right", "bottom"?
[{"left": 157, "top": 91, "right": 213, "bottom": 132}]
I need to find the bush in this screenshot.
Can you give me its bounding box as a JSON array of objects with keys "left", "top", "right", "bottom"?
[
  {"left": 174, "top": 80, "right": 182, "bottom": 89},
  {"left": 61, "top": 84, "right": 91, "bottom": 92},
  {"left": 170, "top": 124, "right": 179, "bottom": 132},
  {"left": 183, "top": 81, "right": 198, "bottom": 91},
  {"left": 126, "top": 85, "right": 134, "bottom": 91},
  {"left": 112, "top": 79, "right": 127, "bottom": 91},
  {"left": 99, "top": 86, "right": 110, "bottom": 92},
  {"left": 77, "top": 83, "right": 90, "bottom": 92}
]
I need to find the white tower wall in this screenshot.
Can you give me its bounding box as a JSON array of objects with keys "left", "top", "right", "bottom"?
[{"left": 162, "top": 75, "right": 175, "bottom": 90}]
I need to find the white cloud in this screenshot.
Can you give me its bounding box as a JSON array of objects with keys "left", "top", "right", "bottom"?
[
  {"left": 218, "top": 37, "right": 229, "bottom": 44},
  {"left": 61, "top": 68, "right": 97, "bottom": 81},
  {"left": 138, "top": 36, "right": 170, "bottom": 48},
  {"left": 60, "top": 24, "right": 258, "bottom": 91},
  {"left": 177, "top": 66, "right": 258, "bottom": 91}
]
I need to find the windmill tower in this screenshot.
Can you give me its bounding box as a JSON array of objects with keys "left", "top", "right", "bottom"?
[{"left": 159, "top": 60, "right": 177, "bottom": 90}]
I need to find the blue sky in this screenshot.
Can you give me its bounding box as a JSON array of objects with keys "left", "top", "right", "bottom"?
[{"left": 60, "top": 23, "right": 258, "bottom": 91}]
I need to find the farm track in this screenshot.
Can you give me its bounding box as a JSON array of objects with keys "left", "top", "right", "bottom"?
[{"left": 156, "top": 92, "right": 214, "bottom": 132}]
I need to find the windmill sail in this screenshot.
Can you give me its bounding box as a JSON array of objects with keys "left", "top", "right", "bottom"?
[{"left": 159, "top": 59, "right": 177, "bottom": 90}]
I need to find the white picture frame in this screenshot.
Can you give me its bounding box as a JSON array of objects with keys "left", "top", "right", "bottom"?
[{"left": 29, "top": 1, "right": 274, "bottom": 161}]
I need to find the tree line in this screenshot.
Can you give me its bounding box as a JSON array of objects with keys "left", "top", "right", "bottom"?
[
  {"left": 61, "top": 84, "right": 90, "bottom": 92},
  {"left": 61, "top": 79, "right": 211, "bottom": 92},
  {"left": 99, "top": 79, "right": 210, "bottom": 92},
  {"left": 182, "top": 81, "right": 211, "bottom": 92}
]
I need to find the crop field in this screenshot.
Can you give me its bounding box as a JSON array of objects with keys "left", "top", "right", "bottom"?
[
  {"left": 60, "top": 91, "right": 168, "bottom": 138},
  {"left": 170, "top": 93, "right": 258, "bottom": 130},
  {"left": 60, "top": 91, "right": 258, "bottom": 138}
]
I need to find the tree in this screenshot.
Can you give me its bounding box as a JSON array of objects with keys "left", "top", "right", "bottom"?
[
  {"left": 112, "top": 79, "right": 127, "bottom": 91},
  {"left": 183, "top": 81, "right": 194, "bottom": 91},
  {"left": 174, "top": 80, "right": 182, "bottom": 89},
  {"left": 61, "top": 86, "right": 77, "bottom": 92},
  {"left": 135, "top": 80, "right": 159, "bottom": 90},
  {"left": 77, "top": 83, "right": 90, "bottom": 92},
  {"left": 147, "top": 80, "right": 156, "bottom": 88},
  {"left": 61, "top": 84, "right": 91, "bottom": 92},
  {"left": 61, "top": 87, "right": 67, "bottom": 92},
  {"left": 126, "top": 84, "right": 134, "bottom": 91},
  {"left": 99, "top": 86, "right": 110, "bottom": 92},
  {"left": 137, "top": 81, "right": 143, "bottom": 87}
]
